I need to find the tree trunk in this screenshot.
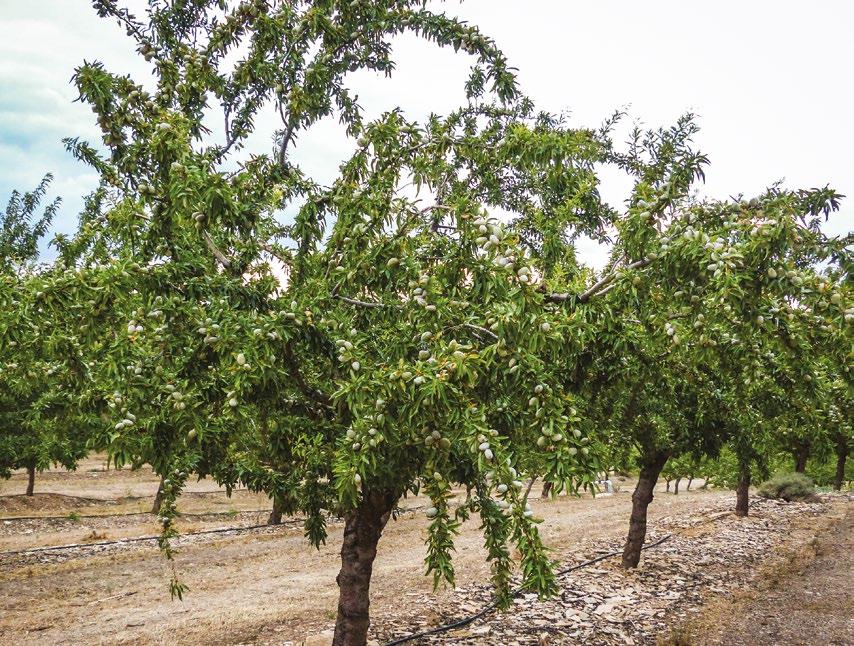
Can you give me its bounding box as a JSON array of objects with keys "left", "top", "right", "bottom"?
[
  {"left": 686, "top": 477, "right": 693, "bottom": 491},
  {"left": 332, "top": 489, "right": 396, "bottom": 646},
  {"left": 540, "top": 481, "right": 553, "bottom": 498},
  {"left": 735, "top": 465, "right": 750, "bottom": 517},
  {"left": 673, "top": 478, "right": 681, "bottom": 495},
  {"left": 665, "top": 479, "right": 671, "bottom": 493},
  {"left": 834, "top": 439, "right": 848, "bottom": 491},
  {"left": 621, "top": 451, "right": 669, "bottom": 568},
  {"left": 151, "top": 474, "right": 165, "bottom": 514},
  {"left": 793, "top": 446, "right": 809, "bottom": 473},
  {"left": 268, "top": 496, "right": 283, "bottom": 525},
  {"left": 26, "top": 462, "right": 36, "bottom": 496}
]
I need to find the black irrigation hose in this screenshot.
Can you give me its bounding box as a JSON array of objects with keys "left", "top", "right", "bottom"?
[
  {"left": 0, "top": 521, "right": 292, "bottom": 557},
  {"left": 383, "top": 533, "right": 673, "bottom": 646}
]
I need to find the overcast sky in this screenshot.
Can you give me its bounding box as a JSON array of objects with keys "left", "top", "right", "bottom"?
[{"left": 1, "top": 1, "right": 851, "bottom": 268}]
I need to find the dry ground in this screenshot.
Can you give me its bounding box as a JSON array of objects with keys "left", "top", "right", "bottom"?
[
  {"left": 690, "top": 505, "right": 854, "bottom": 646},
  {"left": 0, "top": 461, "right": 850, "bottom": 645}
]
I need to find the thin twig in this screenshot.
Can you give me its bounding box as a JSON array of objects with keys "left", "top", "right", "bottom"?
[{"left": 90, "top": 591, "right": 138, "bottom": 605}]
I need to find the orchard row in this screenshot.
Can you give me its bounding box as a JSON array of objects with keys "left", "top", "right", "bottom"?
[{"left": 0, "top": 2, "right": 850, "bottom": 645}]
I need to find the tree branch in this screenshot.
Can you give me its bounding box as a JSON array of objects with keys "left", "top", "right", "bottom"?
[
  {"left": 547, "top": 258, "right": 652, "bottom": 304},
  {"left": 461, "top": 323, "right": 498, "bottom": 341},
  {"left": 277, "top": 121, "right": 296, "bottom": 168},
  {"left": 522, "top": 476, "right": 538, "bottom": 506},
  {"left": 261, "top": 244, "right": 292, "bottom": 266},
  {"left": 334, "top": 294, "right": 390, "bottom": 309},
  {"left": 202, "top": 231, "right": 232, "bottom": 268},
  {"left": 283, "top": 343, "right": 331, "bottom": 409}
]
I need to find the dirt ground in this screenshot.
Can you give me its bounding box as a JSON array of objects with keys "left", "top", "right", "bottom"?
[
  {"left": 0, "top": 461, "right": 850, "bottom": 645},
  {"left": 693, "top": 506, "right": 854, "bottom": 646}
]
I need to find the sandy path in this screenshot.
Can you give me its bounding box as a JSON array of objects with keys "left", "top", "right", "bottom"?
[{"left": 0, "top": 485, "right": 730, "bottom": 645}]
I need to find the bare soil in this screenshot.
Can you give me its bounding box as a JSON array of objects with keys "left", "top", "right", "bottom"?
[
  {"left": 1, "top": 462, "right": 850, "bottom": 646},
  {"left": 692, "top": 505, "right": 854, "bottom": 646}
]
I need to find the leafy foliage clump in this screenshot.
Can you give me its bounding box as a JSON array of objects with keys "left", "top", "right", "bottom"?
[{"left": 757, "top": 472, "right": 817, "bottom": 502}]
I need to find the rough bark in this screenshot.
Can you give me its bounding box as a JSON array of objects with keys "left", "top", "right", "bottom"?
[
  {"left": 621, "top": 451, "right": 669, "bottom": 568},
  {"left": 834, "top": 438, "right": 848, "bottom": 491},
  {"left": 151, "top": 474, "right": 165, "bottom": 514},
  {"left": 735, "top": 465, "right": 751, "bottom": 517},
  {"left": 793, "top": 446, "right": 809, "bottom": 473},
  {"left": 268, "top": 496, "right": 283, "bottom": 525},
  {"left": 332, "top": 489, "right": 396, "bottom": 646},
  {"left": 26, "top": 462, "right": 36, "bottom": 496}
]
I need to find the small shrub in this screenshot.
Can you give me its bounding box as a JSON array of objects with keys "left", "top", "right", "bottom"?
[
  {"left": 67, "top": 511, "right": 81, "bottom": 522},
  {"left": 757, "top": 472, "right": 817, "bottom": 502}
]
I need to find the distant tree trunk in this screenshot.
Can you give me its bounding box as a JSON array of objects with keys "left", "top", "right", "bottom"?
[
  {"left": 541, "top": 481, "right": 553, "bottom": 498},
  {"left": 686, "top": 476, "right": 693, "bottom": 491},
  {"left": 621, "top": 450, "right": 669, "bottom": 568},
  {"left": 151, "top": 474, "right": 166, "bottom": 514},
  {"left": 268, "top": 496, "right": 283, "bottom": 525},
  {"left": 793, "top": 446, "right": 809, "bottom": 473},
  {"left": 834, "top": 438, "right": 848, "bottom": 491},
  {"left": 735, "top": 465, "right": 751, "bottom": 517},
  {"left": 664, "top": 478, "right": 671, "bottom": 493},
  {"left": 26, "top": 462, "right": 36, "bottom": 496},
  {"left": 332, "top": 488, "right": 396, "bottom": 646},
  {"left": 673, "top": 478, "right": 681, "bottom": 495}
]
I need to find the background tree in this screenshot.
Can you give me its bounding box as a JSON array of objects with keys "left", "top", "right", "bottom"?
[
  {"left": 572, "top": 116, "right": 847, "bottom": 562},
  {"left": 0, "top": 177, "right": 91, "bottom": 496}
]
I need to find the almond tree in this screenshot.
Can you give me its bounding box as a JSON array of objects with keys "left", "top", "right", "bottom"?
[
  {"left": 40, "top": 2, "right": 612, "bottom": 643},
  {"left": 554, "top": 115, "right": 848, "bottom": 564},
  {"left": 0, "top": 178, "right": 91, "bottom": 495}
]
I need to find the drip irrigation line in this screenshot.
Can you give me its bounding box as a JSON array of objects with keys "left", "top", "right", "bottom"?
[
  {"left": 383, "top": 533, "right": 672, "bottom": 646},
  {"left": 0, "top": 521, "right": 296, "bottom": 557}
]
